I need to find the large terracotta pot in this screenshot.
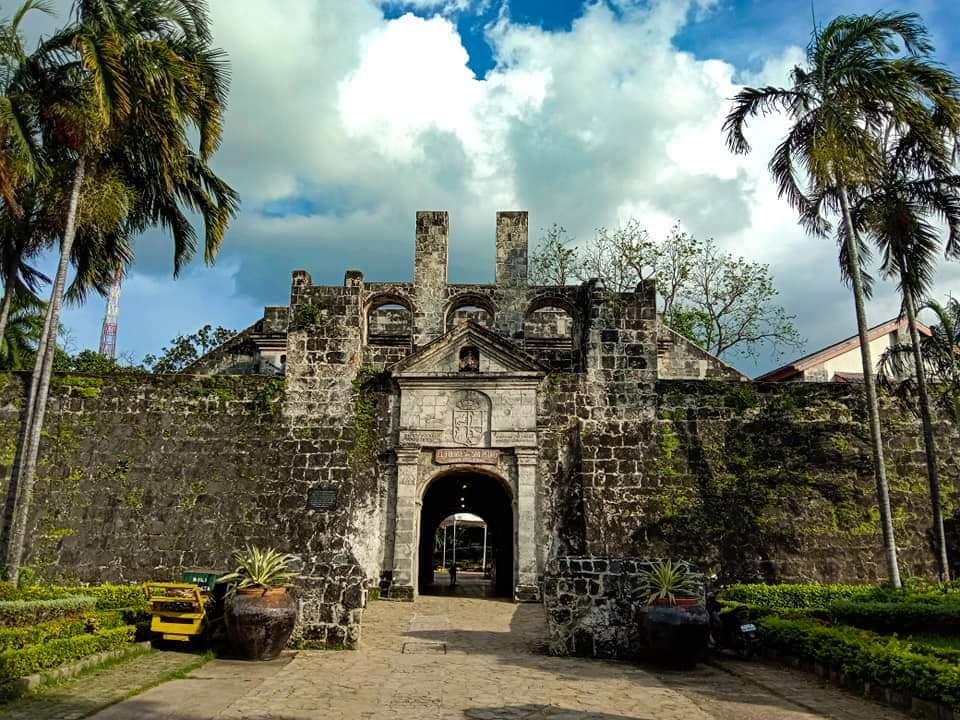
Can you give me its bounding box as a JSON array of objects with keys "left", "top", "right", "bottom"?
[
  {"left": 225, "top": 587, "right": 297, "bottom": 660},
  {"left": 641, "top": 604, "right": 709, "bottom": 669}
]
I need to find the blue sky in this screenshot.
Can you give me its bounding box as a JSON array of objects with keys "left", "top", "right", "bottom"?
[{"left": 21, "top": 0, "right": 960, "bottom": 374}]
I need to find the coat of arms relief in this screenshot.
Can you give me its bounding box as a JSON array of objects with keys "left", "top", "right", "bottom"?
[{"left": 451, "top": 390, "right": 490, "bottom": 447}]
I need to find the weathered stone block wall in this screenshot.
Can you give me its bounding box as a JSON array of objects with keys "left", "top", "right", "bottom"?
[
  {"left": 641, "top": 381, "right": 960, "bottom": 582},
  {"left": 541, "top": 377, "right": 960, "bottom": 584},
  {"left": 0, "top": 369, "right": 385, "bottom": 648},
  {"left": 543, "top": 557, "right": 658, "bottom": 658},
  {"left": 656, "top": 324, "right": 746, "bottom": 381}
]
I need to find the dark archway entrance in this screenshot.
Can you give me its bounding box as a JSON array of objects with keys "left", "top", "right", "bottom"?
[{"left": 418, "top": 471, "right": 514, "bottom": 598}]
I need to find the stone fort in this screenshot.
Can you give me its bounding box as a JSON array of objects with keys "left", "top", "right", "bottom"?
[{"left": 2, "top": 211, "right": 958, "bottom": 654}]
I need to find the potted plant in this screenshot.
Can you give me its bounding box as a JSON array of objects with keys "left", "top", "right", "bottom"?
[
  {"left": 638, "top": 559, "right": 701, "bottom": 606},
  {"left": 219, "top": 546, "right": 299, "bottom": 660},
  {"left": 637, "top": 559, "right": 709, "bottom": 668}
]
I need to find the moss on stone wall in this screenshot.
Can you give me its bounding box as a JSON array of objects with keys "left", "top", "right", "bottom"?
[{"left": 628, "top": 380, "right": 960, "bottom": 583}]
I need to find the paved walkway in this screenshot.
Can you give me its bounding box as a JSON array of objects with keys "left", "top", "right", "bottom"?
[
  {"left": 78, "top": 595, "right": 909, "bottom": 720},
  {"left": 0, "top": 647, "right": 206, "bottom": 720}
]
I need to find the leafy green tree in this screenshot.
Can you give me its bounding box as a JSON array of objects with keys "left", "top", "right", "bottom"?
[
  {"left": 672, "top": 237, "right": 802, "bottom": 359},
  {"left": 530, "top": 224, "right": 578, "bottom": 286},
  {"left": 723, "top": 12, "right": 960, "bottom": 587},
  {"left": 143, "top": 325, "right": 236, "bottom": 373},
  {"left": 4, "top": 0, "right": 238, "bottom": 583},
  {"left": 529, "top": 221, "right": 801, "bottom": 360}
]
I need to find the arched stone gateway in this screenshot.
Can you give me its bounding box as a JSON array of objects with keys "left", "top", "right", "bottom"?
[
  {"left": 388, "top": 320, "right": 544, "bottom": 601},
  {"left": 417, "top": 470, "right": 514, "bottom": 597}
]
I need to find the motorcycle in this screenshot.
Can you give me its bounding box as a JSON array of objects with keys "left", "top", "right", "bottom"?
[{"left": 706, "top": 589, "right": 759, "bottom": 660}]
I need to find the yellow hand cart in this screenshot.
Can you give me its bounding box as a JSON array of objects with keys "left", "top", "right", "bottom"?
[{"left": 144, "top": 582, "right": 208, "bottom": 642}]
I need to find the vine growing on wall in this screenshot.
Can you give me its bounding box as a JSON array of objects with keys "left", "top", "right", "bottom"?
[{"left": 349, "top": 366, "right": 389, "bottom": 469}]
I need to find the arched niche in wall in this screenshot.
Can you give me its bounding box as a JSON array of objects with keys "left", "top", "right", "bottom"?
[
  {"left": 444, "top": 293, "right": 496, "bottom": 333},
  {"left": 365, "top": 294, "right": 414, "bottom": 347},
  {"left": 523, "top": 296, "right": 579, "bottom": 350}
]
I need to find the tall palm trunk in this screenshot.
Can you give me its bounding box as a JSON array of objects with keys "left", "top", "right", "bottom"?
[
  {"left": 838, "top": 182, "right": 902, "bottom": 588},
  {"left": 5, "top": 156, "right": 84, "bottom": 584},
  {"left": 0, "top": 276, "right": 15, "bottom": 357},
  {"left": 903, "top": 284, "right": 949, "bottom": 580}
]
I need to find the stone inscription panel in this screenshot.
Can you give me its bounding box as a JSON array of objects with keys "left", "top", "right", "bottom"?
[
  {"left": 400, "top": 429, "right": 443, "bottom": 445},
  {"left": 435, "top": 448, "right": 500, "bottom": 465}
]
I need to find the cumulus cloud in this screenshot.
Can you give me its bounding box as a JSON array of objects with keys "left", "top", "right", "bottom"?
[{"left": 23, "top": 0, "right": 960, "bottom": 372}]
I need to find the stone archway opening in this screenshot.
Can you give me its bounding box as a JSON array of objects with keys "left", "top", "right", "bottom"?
[{"left": 418, "top": 471, "right": 514, "bottom": 598}]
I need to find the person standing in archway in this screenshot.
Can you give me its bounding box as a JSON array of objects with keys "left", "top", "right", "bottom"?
[{"left": 449, "top": 562, "right": 457, "bottom": 588}]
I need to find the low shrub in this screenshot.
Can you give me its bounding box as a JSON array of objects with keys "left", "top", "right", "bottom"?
[
  {"left": 759, "top": 617, "right": 960, "bottom": 709},
  {"left": 0, "top": 611, "right": 128, "bottom": 652},
  {"left": 828, "top": 600, "right": 960, "bottom": 635},
  {"left": 58, "top": 585, "right": 147, "bottom": 610},
  {"left": 721, "top": 583, "right": 889, "bottom": 609},
  {"left": 0, "top": 625, "right": 136, "bottom": 683},
  {"left": 0, "top": 583, "right": 74, "bottom": 602},
  {"left": 719, "top": 603, "right": 824, "bottom": 621},
  {"left": 0, "top": 596, "right": 97, "bottom": 627}
]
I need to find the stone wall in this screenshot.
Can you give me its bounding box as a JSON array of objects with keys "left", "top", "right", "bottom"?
[
  {"left": 542, "top": 377, "right": 960, "bottom": 581},
  {"left": 0, "top": 363, "right": 385, "bottom": 648},
  {"left": 542, "top": 556, "right": 650, "bottom": 658},
  {"left": 656, "top": 325, "right": 746, "bottom": 381}
]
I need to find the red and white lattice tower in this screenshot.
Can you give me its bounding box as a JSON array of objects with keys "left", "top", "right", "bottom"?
[{"left": 98, "top": 267, "right": 123, "bottom": 358}]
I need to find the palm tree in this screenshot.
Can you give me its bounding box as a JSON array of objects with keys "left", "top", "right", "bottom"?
[
  {"left": 724, "top": 12, "right": 960, "bottom": 587},
  {"left": 916, "top": 297, "right": 960, "bottom": 420},
  {"left": 3, "top": 0, "right": 237, "bottom": 583},
  {"left": 0, "top": 0, "right": 51, "bottom": 217},
  {"left": 852, "top": 126, "right": 960, "bottom": 581},
  {"left": 0, "top": 293, "right": 43, "bottom": 370}
]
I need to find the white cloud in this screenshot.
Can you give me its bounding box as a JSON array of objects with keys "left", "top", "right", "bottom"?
[{"left": 29, "top": 0, "right": 958, "bottom": 373}]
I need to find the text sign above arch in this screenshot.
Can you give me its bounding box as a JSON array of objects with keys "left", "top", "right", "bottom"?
[{"left": 434, "top": 448, "right": 500, "bottom": 465}]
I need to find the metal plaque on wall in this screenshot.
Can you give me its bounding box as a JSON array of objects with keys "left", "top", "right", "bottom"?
[{"left": 306, "top": 485, "right": 338, "bottom": 512}]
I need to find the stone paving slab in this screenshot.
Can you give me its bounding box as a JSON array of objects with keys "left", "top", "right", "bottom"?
[
  {"left": 0, "top": 647, "right": 207, "bottom": 720},
  {"left": 82, "top": 596, "right": 912, "bottom": 720}
]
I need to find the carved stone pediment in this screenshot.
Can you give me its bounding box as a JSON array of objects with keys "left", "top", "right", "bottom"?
[
  {"left": 390, "top": 321, "right": 546, "bottom": 377},
  {"left": 391, "top": 322, "right": 544, "bottom": 449}
]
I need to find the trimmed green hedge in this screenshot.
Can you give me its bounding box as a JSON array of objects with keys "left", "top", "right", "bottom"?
[
  {"left": 0, "top": 584, "right": 147, "bottom": 610},
  {"left": 0, "top": 583, "right": 74, "bottom": 602},
  {"left": 759, "top": 617, "right": 960, "bottom": 709},
  {"left": 58, "top": 586, "right": 147, "bottom": 610},
  {"left": 0, "top": 625, "right": 136, "bottom": 683},
  {"left": 0, "top": 596, "right": 97, "bottom": 627},
  {"left": 0, "top": 611, "right": 129, "bottom": 652},
  {"left": 827, "top": 600, "right": 960, "bottom": 635},
  {"left": 721, "top": 583, "right": 890, "bottom": 609}
]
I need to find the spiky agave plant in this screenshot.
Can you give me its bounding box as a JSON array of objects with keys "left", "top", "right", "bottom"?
[
  {"left": 218, "top": 546, "right": 300, "bottom": 594},
  {"left": 637, "top": 559, "right": 700, "bottom": 605}
]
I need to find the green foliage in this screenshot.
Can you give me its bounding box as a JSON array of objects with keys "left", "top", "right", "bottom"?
[
  {"left": 0, "top": 610, "right": 127, "bottom": 652},
  {"left": 292, "top": 304, "right": 321, "bottom": 329},
  {"left": 720, "top": 583, "right": 889, "bottom": 609},
  {"left": 636, "top": 560, "right": 700, "bottom": 605},
  {"left": 827, "top": 599, "right": 960, "bottom": 635},
  {"left": 218, "top": 546, "right": 299, "bottom": 593},
  {"left": 350, "top": 366, "right": 387, "bottom": 467},
  {"left": 0, "top": 624, "right": 135, "bottom": 684},
  {"left": 723, "top": 383, "right": 759, "bottom": 412},
  {"left": 142, "top": 325, "right": 236, "bottom": 374},
  {"left": 530, "top": 224, "right": 578, "bottom": 286},
  {"left": 0, "top": 596, "right": 96, "bottom": 627},
  {"left": 534, "top": 219, "right": 802, "bottom": 359},
  {"left": 64, "top": 350, "right": 144, "bottom": 375},
  {"left": 57, "top": 374, "right": 102, "bottom": 398},
  {"left": 759, "top": 617, "right": 960, "bottom": 709},
  {"left": 253, "top": 378, "right": 285, "bottom": 415},
  {"left": 0, "top": 295, "right": 44, "bottom": 371},
  {"left": 57, "top": 585, "right": 147, "bottom": 610}
]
